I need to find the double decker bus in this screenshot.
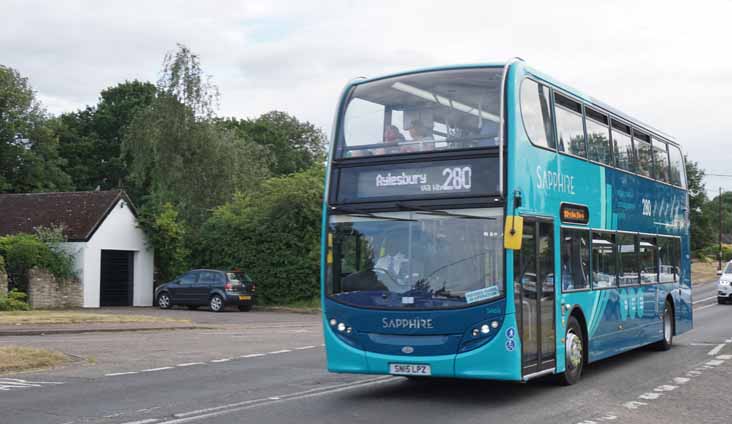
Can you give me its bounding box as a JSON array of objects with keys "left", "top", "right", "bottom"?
[{"left": 321, "top": 59, "right": 691, "bottom": 384}]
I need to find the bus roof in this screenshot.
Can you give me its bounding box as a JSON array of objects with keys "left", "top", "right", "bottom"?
[{"left": 348, "top": 60, "right": 679, "bottom": 147}]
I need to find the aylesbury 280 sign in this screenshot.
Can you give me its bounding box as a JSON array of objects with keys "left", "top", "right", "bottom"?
[{"left": 335, "top": 157, "right": 498, "bottom": 202}]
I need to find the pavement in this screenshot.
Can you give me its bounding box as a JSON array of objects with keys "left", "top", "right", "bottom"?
[{"left": 0, "top": 281, "right": 729, "bottom": 424}]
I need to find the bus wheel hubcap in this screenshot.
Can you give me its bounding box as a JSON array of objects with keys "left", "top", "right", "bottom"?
[{"left": 566, "top": 331, "right": 582, "bottom": 369}]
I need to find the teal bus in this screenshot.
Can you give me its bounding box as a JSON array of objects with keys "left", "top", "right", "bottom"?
[{"left": 320, "top": 59, "right": 691, "bottom": 384}]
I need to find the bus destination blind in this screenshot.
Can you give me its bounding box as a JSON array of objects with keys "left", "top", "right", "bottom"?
[{"left": 336, "top": 157, "right": 498, "bottom": 202}]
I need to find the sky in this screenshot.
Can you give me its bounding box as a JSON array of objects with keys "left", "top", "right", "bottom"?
[{"left": 2, "top": 0, "right": 731, "bottom": 194}]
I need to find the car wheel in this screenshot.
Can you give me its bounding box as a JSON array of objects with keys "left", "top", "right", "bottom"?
[
  {"left": 209, "top": 294, "right": 224, "bottom": 312},
  {"left": 238, "top": 304, "right": 252, "bottom": 312},
  {"left": 157, "top": 292, "right": 172, "bottom": 309},
  {"left": 653, "top": 300, "right": 674, "bottom": 350},
  {"left": 558, "top": 315, "right": 584, "bottom": 386}
]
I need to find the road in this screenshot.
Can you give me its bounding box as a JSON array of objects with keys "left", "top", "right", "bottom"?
[{"left": 1, "top": 282, "right": 730, "bottom": 424}]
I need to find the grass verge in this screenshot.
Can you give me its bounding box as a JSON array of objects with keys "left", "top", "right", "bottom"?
[
  {"left": 0, "top": 345, "right": 69, "bottom": 373},
  {"left": 257, "top": 298, "right": 321, "bottom": 313},
  {"left": 692, "top": 260, "right": 720, "bottom": 284},
  {"left": 0, "top": 311, "right": 191, "bottom": 326}
]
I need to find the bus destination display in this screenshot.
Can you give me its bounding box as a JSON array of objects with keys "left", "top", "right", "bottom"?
[
  {"left": 560, "top": 203, "right": 589, "bottom": 224},
  {"left": 335, "top": 157, "right": 499, "bottom": 202}
]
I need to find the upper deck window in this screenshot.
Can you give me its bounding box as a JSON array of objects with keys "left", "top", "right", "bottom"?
[
  {"left": 652, "top": 138, "right": 670, "bottom": 183},
  {"left": 611, "top": 120, "right": 635, "bottom": 172},
  {"left": 668, "top": 144, "right": 687, "bottom": 188},
  {"left": 634, "top": 131, "right": 653, "bottom": 178},
  {"left": 585, "top": 108, "right": 612, "bottom": 166},
  {"left": 520, "top": 79, "right": 555, "bottom": 150},
  {"left": 554, "top": 93, "right": 586, "bottom": 157},
  {"left": 337, "top": 68, "right": 503, "bottom": 159}
]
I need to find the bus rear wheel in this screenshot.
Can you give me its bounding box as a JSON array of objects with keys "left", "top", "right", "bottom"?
[
  {"left": 653, "top": 300, "right": 674, "bottom": 351},
  {"left": 558, "top": 316, "right": 584, "bottom": 386}
]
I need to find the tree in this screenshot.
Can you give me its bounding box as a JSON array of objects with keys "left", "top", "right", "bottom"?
[
  {"left": 195, "top": 166, "right": 325, "bottom": 304},
  {"left": 686, "top": 157, "right": 714, "bottom": 252},
  {"left": 0, "top": 65, "right": 72, "bottom": 192},
  {"left": 123, "top": 44, "right": 270, "bottom": 224},
  {"left": 136, "top": 202, "right": 190, "bottom": 284},
  {"left": 218, "top": 111, "right": 327, "bottom": 176},
  {"left": 55, "top": 80, "right": 157, "bottom": 191}
]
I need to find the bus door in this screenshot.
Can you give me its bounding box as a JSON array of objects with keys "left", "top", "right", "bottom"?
[{"left": 514, "top": 218, "right": 556, "bottom": 377}]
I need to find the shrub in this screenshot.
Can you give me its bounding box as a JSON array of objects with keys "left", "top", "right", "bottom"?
[
  {"left": 0, "top": 231, "right": 76, "bottom": 292},
  {"left": 0, "top": 289, "right": 31, "bottom": 311},
  {"left": 196, "top": 166, "right": 324, "bottom": 304}
]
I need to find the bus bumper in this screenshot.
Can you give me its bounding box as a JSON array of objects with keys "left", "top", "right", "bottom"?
[{"left": 324, "top": 317, "right": 522, "bottom": 381}]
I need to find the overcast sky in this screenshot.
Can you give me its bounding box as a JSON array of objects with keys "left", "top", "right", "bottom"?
[{"left": 2, "top": 0, "right": 731, "bottom": 194}]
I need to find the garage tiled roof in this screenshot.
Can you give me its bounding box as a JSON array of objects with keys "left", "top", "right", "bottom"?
[{"left": 0, "top": 190, "right": 134, "bottom": 242}]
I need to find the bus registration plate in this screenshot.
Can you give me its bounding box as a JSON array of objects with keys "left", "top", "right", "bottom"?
[{"left": 389, "top": 363, "right": 431, "bottom": 376}]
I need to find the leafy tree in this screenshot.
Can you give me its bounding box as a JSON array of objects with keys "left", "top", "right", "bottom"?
[
  {"left": 195, "top": 166, "right": 325, "bottom": 304},
  {"left": 136, "top": 202, "right": 190, "bottom": 284},
  {"left": 123, "top": 44, "right": 270, "bottom": 224},
  {"left": 686, "top": 157, "right": 714, "bottom": 252},
  {"left": 0, "top": 65, "right": 72, "bottom": 192},
  {"left": 55, "top": 80, "right": 156, "bottom": 191},
  {"left": 217, "top": 111, "right": 327, "bottom": 176}
]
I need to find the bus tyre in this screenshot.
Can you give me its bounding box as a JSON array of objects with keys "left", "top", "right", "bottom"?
[
  {"left": 653, "top": 300, "right": 674, "bottom": 351},
  {"left": 559, "top": 316, "right": 584, "bottom": 386}
]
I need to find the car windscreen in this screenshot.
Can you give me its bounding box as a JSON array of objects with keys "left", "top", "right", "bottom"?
[{"left": 725, "top": 263, "right": 732, "bottom": 275}]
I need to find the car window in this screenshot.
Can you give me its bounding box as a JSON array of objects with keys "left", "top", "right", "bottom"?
[
  {"left": 198, "top": 271, "right": 216, "bottom": 285},
  {"left": 725, "top": 263, "right": 732, "bottom": 275},
  {"left": 180, "top": 272, "right": 198, "bottom": 285},
  {"left": 227, "top": 272, "right": 252, "bottom": 283}
]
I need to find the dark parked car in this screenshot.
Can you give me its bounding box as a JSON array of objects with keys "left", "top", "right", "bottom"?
[{"left": 155, "top": 269, "right": 256, "bottom": 312}]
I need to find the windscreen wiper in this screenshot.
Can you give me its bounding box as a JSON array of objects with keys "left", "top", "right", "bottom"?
[
  {"left": 395, "top": 202, "right": 495, "bottom": 220},
  {"left": 329, "top": 205, "right": 416, "bottom": 222}
]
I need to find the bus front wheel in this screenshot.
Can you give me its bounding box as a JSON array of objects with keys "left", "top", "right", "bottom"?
[{"left": 558, "top": 316, "right": 584, "bottom": 386}]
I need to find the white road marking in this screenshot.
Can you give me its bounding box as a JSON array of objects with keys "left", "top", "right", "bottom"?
[
  {"left": 695, "top": 303, "right": 717, "bottom": 312},
  {"left": 210, "top": 358, "right": 232, "bottom": 363},
  {"left": 161, "top": 376, "right": 397, "bottom": 423},
  {"left": 106, "top": 371, "right": 139, "bottom": 377},
  {"left": 706, "top": 360, "right": 724, "bottom": 366},
  {"left": 141, "top": 367, "right": 174, "bottom": 372},
  {"left": 673, "top": 377, "right": 690, "bottom": 384},
  {"left": 176, "top": 362, "right": 205, "bottom": 367},
  {"left": 0, "top": 378, "right": 64, "bottom": 391},
  {"left": 267, "top": 349, "right": 291, "bottom": 354},
  {"left": 294, "top": 345, "right": 316, "bottom": 350},
  {"left": 690, "top": 342, "right": 717, "bottom": 346},
  {"left": 717, "top": 355, "right": 732, "bottom": 360},
  {"left": 241, "top": 353, "right": 265, "bottom": 358},
  {"left": 654, "top": 385, "right": 678, "bottom": 392},
  {"left": 708, "top": 343, "right": 726, "bottom": 356},
  {"left": 692, "top": 295, "right": 718, "bottom": 304},
  {"left": 639, "top": 392, "right": 662, "bottom": 400},
  {"left": 120, "top": 419, "right": 160, "bottom": 424},
  {"left": 623, "top": 401, "right": 648, "bottom": 410}
]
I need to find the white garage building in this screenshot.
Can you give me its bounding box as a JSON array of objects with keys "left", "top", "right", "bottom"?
[{"left": 0, "top": 190, "right": 154, "bottom": 307}]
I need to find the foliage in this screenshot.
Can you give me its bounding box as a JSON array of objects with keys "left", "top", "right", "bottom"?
[
  {"left": 195, "top": 166, "right": 325, "bottom": 304},
  {"left": 0, "top": 65, "right": 72, "bottom": 193},
  {"left": 55, "top": 80, "right": 157, "bottom": 192},
  {"left": 123, "top": 45, "right": 271, "bottom": 225},
  {"left": 696, "top": 244, "right": 732, "bottom": 262},
  {"left": 0, "top": 289, "right": 31, "bottom": 311},
  {"left": 0, "top": 232, "right": 76, "bottom": 292},
  {"left": 686, "top": 157, "right": 714, "bottom": 252},
  {"left": 137, "top": 202, "right": 191, "bottom": 284},
  {"left": 217, "top": 111, "right": 327, "bottom": 176}
]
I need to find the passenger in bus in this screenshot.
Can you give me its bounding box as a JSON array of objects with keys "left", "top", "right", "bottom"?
[
  {"left": 382, "top": 124, "right": 405, "bottom": 154},
  {"left": 405, "top": 120, "right": 432, "bottom": 152}
]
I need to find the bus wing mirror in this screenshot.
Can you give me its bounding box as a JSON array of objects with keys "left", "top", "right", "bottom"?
[{"left": 504, "top": 216, "right": 523, "bottom": 250}]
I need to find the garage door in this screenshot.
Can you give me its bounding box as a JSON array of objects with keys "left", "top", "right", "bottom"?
[{"left": 100, "top": 250, "right": 134, "bottom": 306}]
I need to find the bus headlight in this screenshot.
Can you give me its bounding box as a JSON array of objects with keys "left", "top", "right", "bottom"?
[
  {"left": 330, "top": 318, "right": 337, "bottom": 326},
  {"left": 480, "top": 324, "right": 490, "bottom": 334},
  {"left": 337, "top": 322, "right": 346, "bottom": 332}
]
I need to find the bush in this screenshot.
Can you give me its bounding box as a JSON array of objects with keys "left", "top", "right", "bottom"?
[
  {"left": 196, "top": 166, "right": 324, "bottom": 304},
  {"left": 137, "top": 202, "right": 191, "bottom": 284},
  {"left": 0, "top": 231, "right": 76, "bottom": 292},
  {"left": 0, "top": 289, "right": 31, "bottom": 311},
  {"left": 696, "top": 244, "right": 732, "bottom": 262}
]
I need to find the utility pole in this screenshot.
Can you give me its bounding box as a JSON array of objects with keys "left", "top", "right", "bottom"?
[{"left": 720, "top": 187, "right": 723, "bottom": 273}]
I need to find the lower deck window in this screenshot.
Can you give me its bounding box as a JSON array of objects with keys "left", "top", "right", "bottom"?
[{"left": 561, "top": 229, "right": 590, "bottom": 291}]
